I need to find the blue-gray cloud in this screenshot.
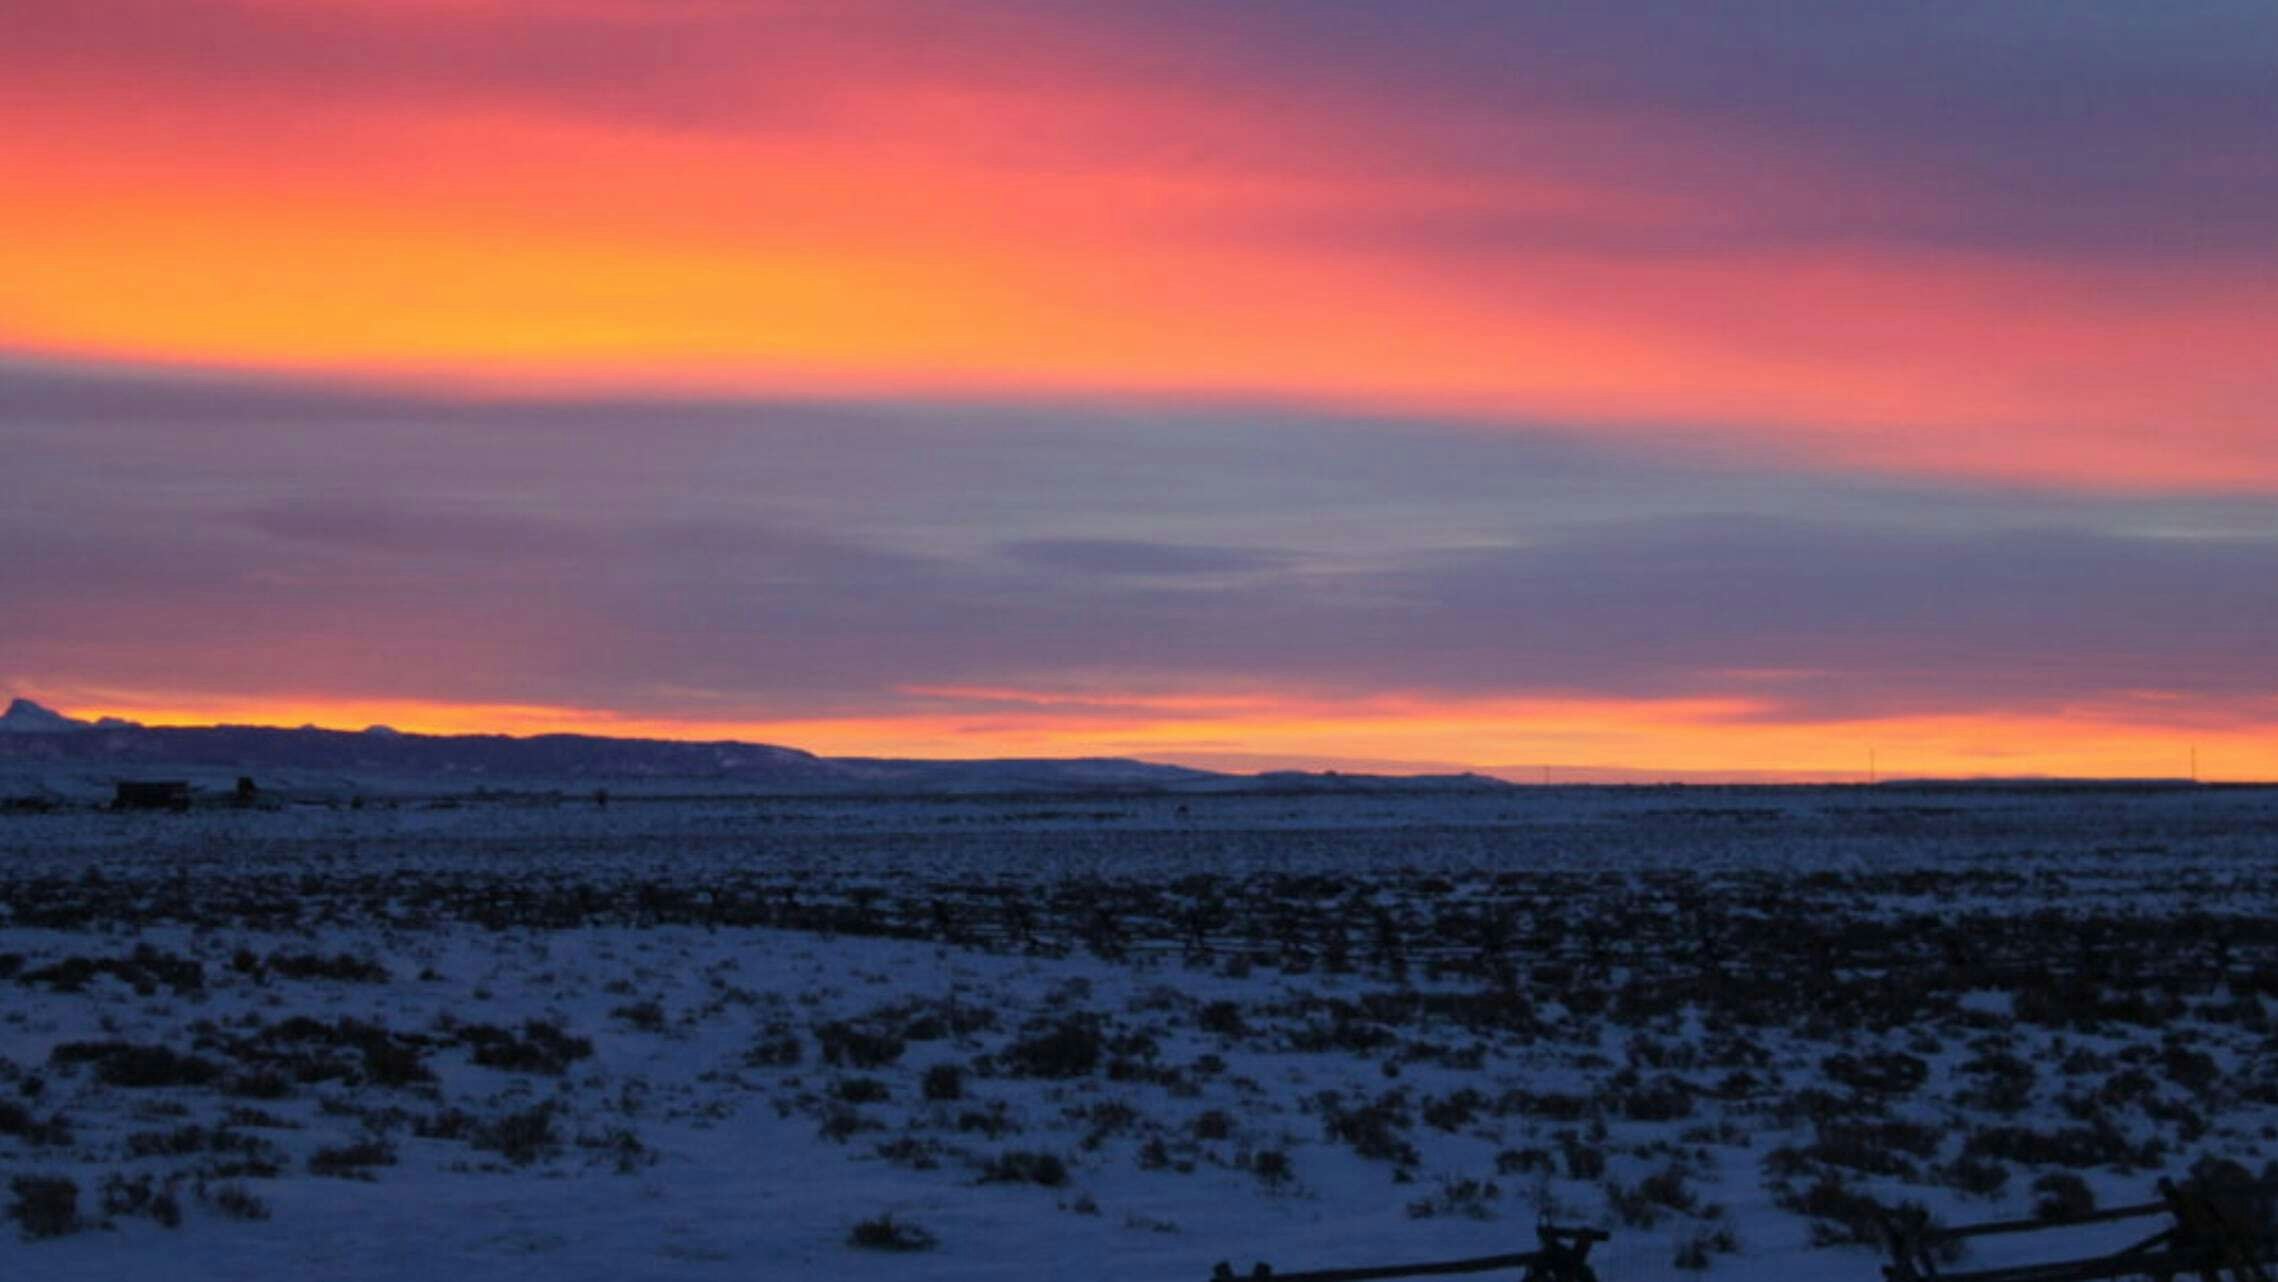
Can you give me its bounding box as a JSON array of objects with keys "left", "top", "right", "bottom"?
[
  {"left": 999, "top": 539, "right": 1290, "bottom": 577},
  {"left": 1157, "top": 2, "right": 2278, "bottom": 262},
  {"left": 6, "top": 361, "right": 2276, "bottom": 721}
]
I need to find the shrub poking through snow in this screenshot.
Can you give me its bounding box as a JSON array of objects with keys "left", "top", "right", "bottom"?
[
  {"left": 308, "top": 1138, "right": 398, "bottom": 1179},
  {"left": 922, "top": 1063, "right": 964, "bottom": 1101},
  {"left": 610, "top": 1000, "right": 667, "bottom": 1032},
  {"left": 1407, "top": 1177, "right": 1501, "bottom": 1220},
  {"left": 204, "top": 1183, "right": 271, "bottom": 1221},
  {"left": 99, "top": 1173, "right": 182, "bottom": 1228},
  {"left": 1780, "top": 1174, "right": 1895, "bottom": 1248},
  {"left": 1675, "top": 1226, "right": 1739, "bottom": 1271},
  {"left": 1821, "top": 1051, "right": 1929, "bottom": 1096},
  {"left": 471, "top": 1104, "right": 558, "bottom": 1165},
  {"left": 847, "top": 1212, "right": 937, "bottom": 1251},
  {"left": 1317, "top": 1089, "right": 1420, "bottom": 1166},
  {"left": 8, "top": 1175, "right": 80, "bottom": 1239},
  {"left": 1003, "top": 1018, "right": 1103, "bottom": 1079},
  {"left": 816, "top": 1020, "right": 904, "bottom": 1069},
  {"left": 2033, "top": 1171, "right": 2096, "bottom": 1222},
  {"left": 979, "top": 1150, "right": 1070, "bottom": 1186},
  {"left": 51, "top": 1040, "right": 220, "bottom": 1088},
  {"left": 458, "top": 1020, "right": 592, "bottom": 1075},
  {"left": 1252, "top": 1148, "right": 1295, "bottom": 1188},
  {"left": 0, "top": 1099, "right": 71, "bottom": 1146},
  {"left": 746, "top": 1024, "right": 802, "bottom": 1067},
  {"left": 263, "top": 951, "right": 390, "bottom": 983},
  {"left": 18, "top": 946, "right": 203, "bottom": 996}
]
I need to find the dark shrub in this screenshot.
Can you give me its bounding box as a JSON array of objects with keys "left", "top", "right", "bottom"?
[
  {"left": 2033, "top": 1172, "right": 2095, "bottom": 1222},
  {"left": 460, "top": 1021, "right": 592, "bottom": 1075},
  {"left": 415, "top": 1107, "right": 474, "bottom": 1141},
  {"left": 922, "top": 1063, "right": 964, "bottom": 1101},
  {"left": 1422, "top": 1088, "right": 1485, "bottom": 1132},
  {"left": 225, "top": 1068, "right": 295, "bottom": 1100},
  {"left": 610, "top": 1000, "right": 667, "bottom": 1033},
  {"left": 471, "top": 1105, "right": 557, "bottom": 1165},
  {"left": 1939, "top": 1155, "right": 2011, "bottom": 1199},
  {"left": 265, "top": 952, "right": 389, "bottom": 983},
  {"left": 1956, "top": 1050, "right": 2036, "bottom": 1115},
  {"left": 815, "top": 1021, "right": 904, "bottom": 1069},
  {"left": 18, "top": 947, "right": 203, "bottom": 996},
  {"left": 1963, "top": 1122, "right": 2159, "bottom": 1171},
  {"left": 309, "top": 1139, "right": 398, "bottom": 1179},
  {"left": 1559, "top": 1133, "right": 1607, "bottom": 1181},
  {"left": 126, "top": 1125, "right": 278, "bottom": 1162},
  {"left": 205, "top": 1183, "right": 270, "bottom": 1221},
  {"left": 51, "top": 1041, "right": 219, "bottom": 1089},
  {"left": 1319, "top": 1090, "right": 1418, "bottom": 1166},
  {"left": 99, "top": 1174, "right": 181, "bottom": 1228},
  {"left": 1821, "top": 1051, "right": 1929, "bottom": 1096},
  {"left": 848, "top": 1212, "right": 937, "bottom": 1251},
  {"left": 874, "top": 1137, "right": 944, "bottom": 1171},
  {"left": 2183, "top": 1157, "right": 2277, "bottom": 1233},
  {"left": 1616, "top": 1075, "right": 1695, "bottom": 1122},
  {"left": 1607, "top": 1165, "right": 1694, "bottom": 1227},
  {"left": 2159, "top": 1043, "right": 2222, "bottom": 1096},
  {"left": 956, "top": 1104, "right": 1017, "bottom": 1139},
  {"left": 1408, "top": 1177, "right": 1501, "bottom": 1221},
  {"left": 1780, "top": 1175, "right": 1890, "bottom": 1248},
  {"left": 1253, "top": 1149, "right": 1294, "bottom": 1188},
  {"left": 359, "top": 1037, "right": 432, "bottom": 1088},
  {"left": 818, "top": 1107, "right": 876, "bottom": 1143},
  {"left": 7, "top": 1176, "right": 79, "bottom": 1239},
  {"left": 1004, "top": 1019, "right": 1102, "bottom": 1079},
  {"left": 1500, "top": 1090, "right": 1592, "bottom": 1122},
  {"left": 979, "top": 1150, "right": 1069, "bottom": 1186},
  {"left": 1675, "top": 1227, "right": 1738, "bottom": 1271},
  {"left": 0, "top": 1100, "right": 70, "bottom": 1146},
  {"left": 240, "top": 1016, "right": 433, "bottom": 1087},
  {"left": 1198, "top": 1001, "right": 1248, "bottom": 1037},
  {"left": 746, "top": 1026, "right": 802, "bottom": 1067},
  {"left": 1808, "top": 1119, "right": 1940, "bottom": 1178},
  {"left": 1496, "top": 1147, "right": 1556, "bottom": 1176}
]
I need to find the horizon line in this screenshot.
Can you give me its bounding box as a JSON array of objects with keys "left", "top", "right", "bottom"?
[{"left": 4, "top": 697, "right": 2255, "bottom": 789}]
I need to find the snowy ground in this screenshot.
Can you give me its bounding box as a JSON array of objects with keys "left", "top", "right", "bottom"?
[{"left": 3, "top": 786, "right": 2276, "bottom": 1280}]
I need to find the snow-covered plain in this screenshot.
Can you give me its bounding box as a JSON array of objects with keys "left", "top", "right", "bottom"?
[{"left": 3, "top": 786, "right": 2275, "bottom": 1280}]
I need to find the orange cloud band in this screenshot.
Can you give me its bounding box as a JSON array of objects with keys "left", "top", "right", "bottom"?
[{"left": 4, "top": 46, "right": 2275, "bottom": 492}]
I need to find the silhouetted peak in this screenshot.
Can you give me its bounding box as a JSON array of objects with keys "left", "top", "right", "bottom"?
[{"left": 0, "top": 698, "right": 89, "bottom": 733}]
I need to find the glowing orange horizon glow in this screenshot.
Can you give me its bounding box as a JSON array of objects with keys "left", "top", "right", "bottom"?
[
  {"left": 4, "top": 20, "right": 2276, "bottom": 492},
  {"left": 40, "top": 690, "right": 2276, "bottom": 785}
]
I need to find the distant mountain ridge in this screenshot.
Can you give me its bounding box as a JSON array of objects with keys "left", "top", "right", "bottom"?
[
  {"left": 0, "top": 698, "right": 145, "bottom": 734},
  {"left": 0, "top": 698, "right": 86, "bottom": 733},
  {"left": 0, "top": 699, "right": 1508, "bottom": 796}
]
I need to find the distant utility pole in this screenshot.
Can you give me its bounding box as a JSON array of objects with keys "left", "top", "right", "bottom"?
[{"left": 1868, "top": 748, "right": 1877, "bottom": 785}]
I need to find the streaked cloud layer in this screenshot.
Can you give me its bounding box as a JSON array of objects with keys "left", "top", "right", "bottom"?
[
  {"left": 8, "top": 362, "right": 2275, "bottom": 778},
  {"left": 6, "top": 5, "right": 2275, "bottom": 776}
]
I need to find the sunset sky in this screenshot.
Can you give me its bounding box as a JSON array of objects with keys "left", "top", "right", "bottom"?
[{"left": 7, "top": 2, "right": 2276, "bottom": 780}]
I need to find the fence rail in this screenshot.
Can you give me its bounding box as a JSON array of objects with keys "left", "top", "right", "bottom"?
[
  {"left": 1881, "top": 1175, "right": 2278, "bottom": 1282},
  {"left": 1209, "top": 1224, "right": 1608, "bottom": 1282}
]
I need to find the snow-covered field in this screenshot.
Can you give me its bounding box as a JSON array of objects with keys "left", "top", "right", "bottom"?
[{"left": 3, "top": 786, "right": 2276, "bottom": 1280}]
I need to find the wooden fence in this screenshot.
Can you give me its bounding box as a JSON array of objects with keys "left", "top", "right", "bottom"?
[
  {"left": 1209, "top": 1224, "right": 1609, "bottom": 1282},
  {"left": 1880, "top": 1175, "right": 2278, "bottom": 1282}
]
